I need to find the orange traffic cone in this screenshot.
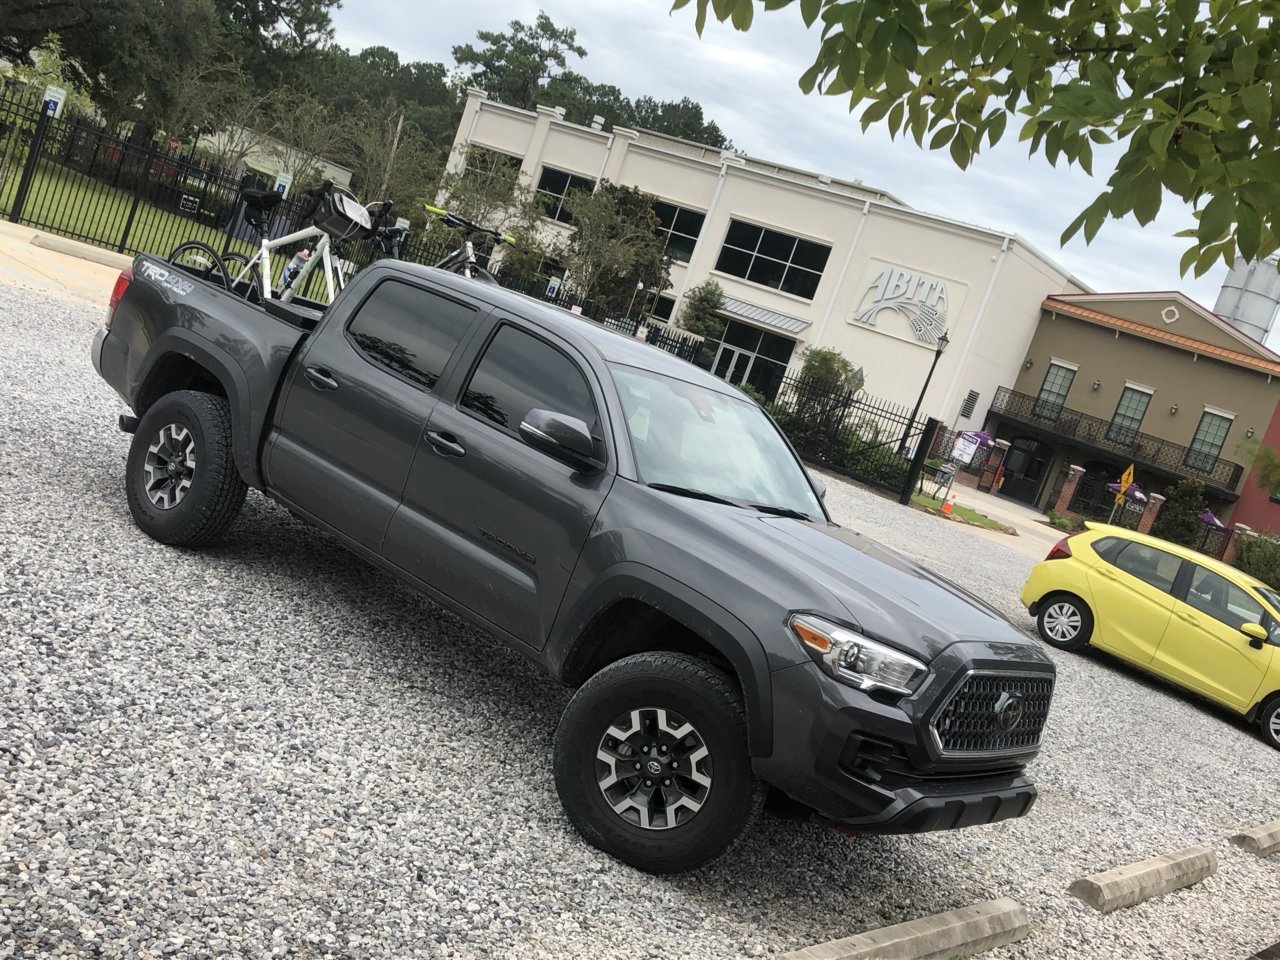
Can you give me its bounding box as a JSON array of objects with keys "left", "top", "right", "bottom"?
[{"left": 941, "top": 494, "right": 955, "bottom": 516}]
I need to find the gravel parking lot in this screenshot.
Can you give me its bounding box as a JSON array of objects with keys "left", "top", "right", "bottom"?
[{"left": 2, "top": 279, "right": 1278, "bottom": 959}]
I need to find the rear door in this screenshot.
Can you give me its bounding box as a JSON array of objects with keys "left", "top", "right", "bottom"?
[
  {"left": 265, "top": 277, "right": 483, "bottom": 551},
  {"left": 1151, "top": 564, "right": 1275, "bottom": 710},
  {"left": 1085, "top": 539, "right": 1183, "bottom": 663},
  {"left": 382, "top": 319, "right": 614, "bottom": 647}
]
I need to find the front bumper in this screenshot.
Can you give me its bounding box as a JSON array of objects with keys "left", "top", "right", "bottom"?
[{"left": 754, "top": 657, "right": 1044, "bottom": 832}]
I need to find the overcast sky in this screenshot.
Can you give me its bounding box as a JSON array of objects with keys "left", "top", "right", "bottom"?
[{"left": 331, "top": 0, "right": 1230, "bottom": 305}]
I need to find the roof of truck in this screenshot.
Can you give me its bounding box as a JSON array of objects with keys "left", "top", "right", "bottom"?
[{"left": 393, "top": 264, "right": 740, "bottom": 396}]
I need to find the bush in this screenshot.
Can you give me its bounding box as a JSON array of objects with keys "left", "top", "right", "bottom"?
[
  {"left": 1046, "top": 508, "right": 1086, "bottom": 532},
  {"left": 1150, "top": 478, "right": 1207, "bottom": 546},
  {"left": 1232, "top": 535, "right": 1280, "bottom": 589}
]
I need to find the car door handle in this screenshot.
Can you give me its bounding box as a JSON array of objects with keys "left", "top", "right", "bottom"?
[
  {"left": 1176, "top": 610, "right": 1198, "bottom": 625},
  {"left": 303, "top": 366, "right": 339, "bottom": 391},
  {"left": 425, "top": 430, "right": 466, "bottom": 458},
  {"left": 1096, "top": 567, "right": 1118, "bottom": 580}
]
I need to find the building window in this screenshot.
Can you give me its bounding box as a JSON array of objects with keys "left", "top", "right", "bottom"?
[
  {"left": 647, "top": 293, "right": 676, "bottom": 322},
  {"left": 714, "top": 219, "right": 830, "bottom": 300},
  {"left": 1107, "top": 385, "right": 1152, "bottom": 444},
  {"left": 710, "top": 319, "right": 797, "bottom": 401},
  {"left": 463, "top": 146, "right": 522, "bottom": 203},
  {"left": 536, "top": 166, "right": 595, "bottom": 223},
  {"left": 653, "top": 201, "right": 705, "bottom": 263},
  {"left": 1033, "top": 362, "right": 1076, "bottom": 420},
  {"left": 1185, "top": 409, "right": 1233, "bottom": 472}
]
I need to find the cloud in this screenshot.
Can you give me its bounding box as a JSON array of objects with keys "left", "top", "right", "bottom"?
[{"left": 330, "top": 0, "right": 1230, "bottom": 304}]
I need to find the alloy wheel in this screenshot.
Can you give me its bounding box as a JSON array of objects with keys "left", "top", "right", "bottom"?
[
  {"left": 1043, "top": 602, "right": 1082, "bottom": 643},
  {"left": 596, "top": 707, "right": 712, "bottom": 831},
  {"left": 1270, "top": 708, "right": 1280, "bottom": 744},
  {"left": 143, "top": 423, "right": 197, "bottom": 510}
]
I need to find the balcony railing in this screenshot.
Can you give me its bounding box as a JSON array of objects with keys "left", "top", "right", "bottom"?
[{"left": 989, "top": 387, "right": 1244, "bottom": 491}]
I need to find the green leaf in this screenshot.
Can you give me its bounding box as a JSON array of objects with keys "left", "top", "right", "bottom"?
[
  {"left": 1233, "top": 42, "right": 1259, "bottom": 82},
  {"left": 986, "top": 110, "right": 1007, "bottom": 146},
  {"left": 1061, "top": 192, "right": 1111, "bottom": 245},
  {"left": 798, "top": 62, "right": 823, "bottom": 94},
  {"left": 1149, "top": 121, "right": 1177, "bottom": 160},
  {"left": 1132, "top": 172, "right": 1162, "bottom": 225},
  {"left": 1238, "top": 200, "right": 1262, "bottom": 261},
  {"left": 860, "top": 96, "right": 895, "bottom": 129},
  {"left": 800, "top": 0, "right": 822, "bottom": 26},
  {"left": 930, "top": 123, "right": 957, "bottom": 148},
  {"left": 1241, "top": 84, "right": 1271, "bottom": 130},
  {"left": 1194, "top": 241, "right": 1225, "bottom": 277},
  {"left": 1179, "top": 243, "right": 1200, "bottom": 276},
  {"left": 730, "top": 0, "right": 754, "bottom": 30},
  {"left": 950, "top": 131, "right": 970, "bottom": 169},
  {"left": 1200, "top": 192, "right": 1233, "bottom": 241},
  {"left": 887, "top": 100, "right": 905, "bottom": 137}
]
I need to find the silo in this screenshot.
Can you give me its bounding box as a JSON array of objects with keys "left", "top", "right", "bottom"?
[{"left": 1214, "top": 256, "right": 1280, "bottom": 344}]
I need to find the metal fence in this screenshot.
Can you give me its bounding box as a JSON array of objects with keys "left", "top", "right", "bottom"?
[
  {"left": 0, "top": 87, "right": 707, "bottom": 364},
  {"left": 1067, "top": 473, "right": 1143, "bottom": 529},
  {"left": 766, "top": 374, "right": 937, "bottom": 499}
]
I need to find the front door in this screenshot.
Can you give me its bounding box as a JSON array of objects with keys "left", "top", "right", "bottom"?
[
  {"left": 713, "top": 344, "right": 752, "bottom": 385},
  {"left": 382, "top": 320, "right": 613, "bottom": 647},
  {"left": 1085, "top": 539, "right": 1182, "bottom": 663},
  {"left": 1001, "top": 437, "right": 1052, "bottom": 504},
  {"left": 265, "top": 277, "right": 481, "bottom": 550},
  {"left": 1151, "top": 564, "right": 1274, "bottom": 710}
]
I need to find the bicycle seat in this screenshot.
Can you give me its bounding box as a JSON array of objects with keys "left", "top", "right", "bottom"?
[{"left": 240, "top": 188, "right": 283, "bottom": 211}]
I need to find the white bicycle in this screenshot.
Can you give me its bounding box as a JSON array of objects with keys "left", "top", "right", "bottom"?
[{"left": 168, "top": 180, "right": 395, "bottom": 305}]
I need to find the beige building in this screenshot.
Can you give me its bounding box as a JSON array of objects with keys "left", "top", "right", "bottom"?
[
  {"left": 446, "top": 88, "right": 1089, "bottom": 425},
  {"left": 988, "top": 292, "right": 1280, "bottom": 517}
]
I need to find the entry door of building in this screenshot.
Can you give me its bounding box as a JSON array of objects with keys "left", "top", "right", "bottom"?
[
  {"left": 1002, "top": 437, "right": 1053, "bottom": 504},
  {"left": 712, "top": 344, "right": 753, "bottom": 385}
]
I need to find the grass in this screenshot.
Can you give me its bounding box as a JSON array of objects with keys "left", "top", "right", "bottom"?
[{"left": 911, "top": 493, "right": 1012, "bottom": 533}]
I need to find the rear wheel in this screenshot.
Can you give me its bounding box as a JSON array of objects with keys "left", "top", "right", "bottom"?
[
  {"left": 1036, "top": 594, "right": 1093, "bottom": 651},
  {"left": 1259, "top": 696, "right": 1280, "bottom": 751},
  {"left": 167, "top": 242, "right": 231, "bottom": 290},
  {"left": 221, "top": 252, "right": 262, "bottom": 303},
  {"left": 125, "top": 390, "right": 247, "bottom": 546},
  {"left": 554, "top": 652, "right": 763, "bottom": 874}
]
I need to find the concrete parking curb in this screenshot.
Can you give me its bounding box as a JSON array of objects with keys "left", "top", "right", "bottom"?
[
  {"left": 779, "top": 897, "right": 1028, "bottom": 960},
  {"left": 1069, "top": 846, "right": 1217, "bottom": 914},
  {"left": 1230, "top": 819, "right": 1280, "bottom": 857},
  {"left": 30, "top": 233, "right": 133, "bottom": 270}
]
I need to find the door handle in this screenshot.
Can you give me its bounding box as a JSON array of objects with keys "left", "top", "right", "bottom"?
[
  {"left": 1096, "top": 567, "right": 1118, "bottom": 580},
  {"left": 1176, "top": 610, "right": 1198, "bottom": 625},
  {"left": 425, "top": 430, "right": 466, "bottom": 458},
  {"left": 303, "top": 366, "right": 339, "bottom": 391}
]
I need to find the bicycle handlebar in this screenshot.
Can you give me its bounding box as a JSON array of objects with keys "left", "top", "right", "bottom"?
[{"left": 423, "top": 204, "right": 515, "bottom": 245}]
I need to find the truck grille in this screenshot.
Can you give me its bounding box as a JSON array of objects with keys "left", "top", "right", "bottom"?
[{"left": 931, "top": 672, "right": 1054, "bottom": 756}]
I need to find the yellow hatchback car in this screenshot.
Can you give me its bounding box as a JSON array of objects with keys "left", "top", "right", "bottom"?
[{"left": 1021, "top": 523, "right": 1280, "bottom": 750}]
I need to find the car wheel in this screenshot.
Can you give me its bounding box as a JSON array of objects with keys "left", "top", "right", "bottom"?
[
  {"left": 1036, "top": 594, "right": 1093, "bottom": 651},
  {"left": 1259, "top": 697, "right": 1280, "bottom": 751},
  {"left": 125, "top": 390, "right": 247, "bottom": 547},
  {"left": 553, "top": 652, "right": 764, "bottom": 874}
]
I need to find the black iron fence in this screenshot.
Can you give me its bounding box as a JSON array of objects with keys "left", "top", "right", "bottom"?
[
  {"left": 989, "top": 386, "right": 1244, "bottom": 492},
  {"left": 0, "top": 87, "right": 706, "bottom": 363},
  {"left": 1067, "top": 472, "right": 1144, "bottom": 529},
  {"left": 766, "top": 375, "right": 937, "bottom": 499}
]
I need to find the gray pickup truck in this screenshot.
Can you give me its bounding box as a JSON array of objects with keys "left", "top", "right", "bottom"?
[{"left": 92, "top": 255, "right": 1055, "bottom": 873}]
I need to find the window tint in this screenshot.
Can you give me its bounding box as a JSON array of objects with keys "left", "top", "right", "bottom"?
[
  {"left": 347, "top": 280, "right": 475, "bottom": 390},
  {"left": 1111, "top": 541, "right": 1182, "bottom": 593},
  {"left": 536, "top": 166, "right": 596, "bottom": 223},
  {"left": 715, "top": 218, "right": 830, "bottom": 301},
  {"left": 653, "top": 200, "right": 705, "bottom": 263},
  {"left": 1091, "top": 536, "right": 1125, "bottom": 563},
  {"left": 462, "top": 325, "right": 597, "bottom": 437},
  {"left": 1185, "top": 566, "right": 1265, "bottom": 631}
]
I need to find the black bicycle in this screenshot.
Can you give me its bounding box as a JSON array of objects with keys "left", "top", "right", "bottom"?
[{"left": 423, "top": 204, "right": 516, "bottom": 283}]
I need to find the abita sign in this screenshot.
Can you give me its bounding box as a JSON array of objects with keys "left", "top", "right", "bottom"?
[{"left": 852, "top": 263, "right": 952, "bottom": 346}]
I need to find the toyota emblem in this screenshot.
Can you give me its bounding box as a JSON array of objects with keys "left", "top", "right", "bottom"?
[{"left": 995, "top": 692, "right": 1025, "bottom": 732}]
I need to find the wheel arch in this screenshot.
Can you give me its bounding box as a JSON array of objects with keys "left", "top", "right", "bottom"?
[
  {"left": 132, "top": 331, "right": 259, "bottom": 489},
  {"left": 550, "top": 567, "right": 774, "bottom": 758},
  {"left": 1246, "top": 688, "right": 1280, "bottom": 724}
]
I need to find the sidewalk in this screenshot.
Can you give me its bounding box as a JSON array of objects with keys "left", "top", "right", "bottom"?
[
  {"left": 948, "top": 484, "right": 1063, "bottom": 561},
  {"left": 0, "top": 220, "right": 126, "bottom": 303}
]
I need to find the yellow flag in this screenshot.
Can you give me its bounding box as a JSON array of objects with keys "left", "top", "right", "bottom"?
[{"left": 1115, "top": 464, "right": 1135, "bottom": 504}]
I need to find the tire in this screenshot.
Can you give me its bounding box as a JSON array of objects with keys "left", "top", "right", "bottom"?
[
  {"left": 554, "top": 652, "right": 764, "bottom": 874},
  {"left": 1036, "top": 593, "right": 1093, "bottom": 651},
  {"left": 221, "top": 252, "right": 262, "bottom": 303},
  {"left": 1258, "top": 696, "right": 1280, "bottom": 751},
  {"left": 167, "top": 242, "right": 231, "bottom": 291},
  {"left": 125, "top": 390, "right": 247, "bottom": 546}
]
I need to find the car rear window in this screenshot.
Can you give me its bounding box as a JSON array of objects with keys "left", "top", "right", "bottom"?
[{"left": 1111, "top": 541, "right": 1182, "bottom": 594}]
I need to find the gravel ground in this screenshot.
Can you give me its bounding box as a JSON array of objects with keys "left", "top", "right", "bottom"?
[{"left": 1, "top": 280, "right": 1277, "bottom": 960}]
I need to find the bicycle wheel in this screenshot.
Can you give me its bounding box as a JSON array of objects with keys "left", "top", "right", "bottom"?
[
  {"left": 221, "top": 252, "right": 262, "bottom": 303},
  {"left": 168, "top": 242, "right": 231, "bottom": 291}
]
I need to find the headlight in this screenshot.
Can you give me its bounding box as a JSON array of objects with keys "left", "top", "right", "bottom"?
[{"left": 789, "top": 614, "right": 928, "bottom": 696}]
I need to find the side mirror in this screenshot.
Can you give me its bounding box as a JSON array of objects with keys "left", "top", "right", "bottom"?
[
  {"left": 1241, "top": 622, "right": 1268, "bottom": 649},
  {"left": 519, "top": 408, "right": 604, "bottom": 473},
  {"left": 810, "top": 473, "right": 827, "bottom": 501}
]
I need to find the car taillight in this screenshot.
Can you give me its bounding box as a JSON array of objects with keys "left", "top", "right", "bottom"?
[
  {"left": 106, "top": 266, "right": 132, "bottom": 329},
  {"left": 1045, "top": 536, "right": 1073, "bottom": 561}
]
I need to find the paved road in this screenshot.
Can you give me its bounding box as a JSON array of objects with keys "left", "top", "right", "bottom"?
[{"left": 1, "top": 277, "right": 1277, "bottom": 959}]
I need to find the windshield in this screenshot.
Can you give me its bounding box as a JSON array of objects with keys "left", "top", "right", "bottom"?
[{"left": 610, "top": 364, "right": 823, "bottom": 519}]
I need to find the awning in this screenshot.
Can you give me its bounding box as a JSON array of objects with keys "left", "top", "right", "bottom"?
[{"left": 715, "top": 294, "right": 812, "bottom": 336}]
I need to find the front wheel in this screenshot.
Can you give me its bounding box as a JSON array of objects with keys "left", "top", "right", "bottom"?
[
  {"left": 1259, "top": 697, "right": 1280, "bottom": 751},
  {"left": 125, "top": 390, "right": 247, "bottom": 546},
  {"left": 553, "top": 652, "right": 764, "bottom": 874},
  {"left": 168, "top": 242, "right": 231, "bottom": 290},
  {"left": 1036, "top": 593, "right": 1093, "bottom": 651}
]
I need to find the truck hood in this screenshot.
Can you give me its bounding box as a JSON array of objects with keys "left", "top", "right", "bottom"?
[{"left": 749, "top": 514, "right": 1040, "bottom": 662}]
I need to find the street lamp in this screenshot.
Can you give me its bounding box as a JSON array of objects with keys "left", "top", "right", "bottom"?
[
  {"left": 900, "top": 330, "right": 950, "bottom": 454},
  {"left": 626, "top": 280, "right": 645, "bottom": 319}
]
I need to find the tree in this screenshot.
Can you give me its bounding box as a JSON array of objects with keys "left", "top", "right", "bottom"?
[
  {"left": 216, "top": 0, "right": 340, "bottom": 90},
  {"left": 675, "top": 0, "right": 1280, "bottom": 276},
  {"left": 452, "top": 11, "right": 587, "bottom": 110},
  {"left": 555, "top": 182, "right": 671, "bottom": 309},
  {"left": 631, "top": 96, "right": 731, "bottom": 148},
  {"left": 1238, "top": 437, "right": 1280, "bottom": 497},
  {"left": 1151, "top": 478, "right": 1208, "bottom": 547},
  {"left": 265, "top": 86, "right": 351, "bottom": 185},
  {"left": 346, "top": 99, "right": 437, "bottom": 205},
  {"left": 794, "top": 347, "right": 865, "bottom": 396},
  {"left": 677, "top": 279, "right": 726, "bottom": 367},
  {"left": 8, "top": 32, "right": 92, "bottom": 115}
]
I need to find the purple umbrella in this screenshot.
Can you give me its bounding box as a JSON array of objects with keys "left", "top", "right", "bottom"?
[
  {"left": 1199, "top": 508, "right": 1226, "bottom": 531},
  {"left": 1106, "top": 481, "right": 1148, "bottom": 504}
]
